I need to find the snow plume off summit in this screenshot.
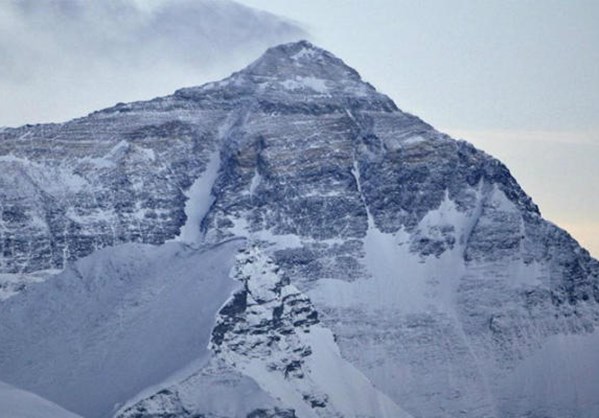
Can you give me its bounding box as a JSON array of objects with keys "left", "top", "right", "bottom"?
[{"left": 0, "top": 41, "right": 598, "bottom": 418}]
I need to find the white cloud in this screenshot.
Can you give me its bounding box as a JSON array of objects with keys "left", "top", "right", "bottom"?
[{"left": 0, "top": 0, "right": 306, "bottom": 126}]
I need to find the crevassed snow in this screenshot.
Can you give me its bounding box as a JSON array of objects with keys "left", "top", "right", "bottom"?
[
  {"left": 176, "top": 152, "right": 221, "bottom": 245},
  {"left": 0, "top": 239, "right": 244, "bottom": 418},
  {"left": 0, "top": 381, "right": 82, "bottom": 418}
]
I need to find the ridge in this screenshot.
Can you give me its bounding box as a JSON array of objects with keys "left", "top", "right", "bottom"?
[
  {"left": 173, "top": 40, "right": 396, "bottom": 110},
  {"left": 242, "top": 40, "right": 363, "bottom": 82}
]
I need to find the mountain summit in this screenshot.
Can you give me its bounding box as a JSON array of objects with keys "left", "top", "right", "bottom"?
[
  {"left": 0, "top": 41, "right": 598, "bottom": 418},
  {"left": 183, "top": 40, "right": 366, "bottom": 90},
  {"left": 216, "top": 40, "right": 366, "bottom": 85},
  {"left": 175, "top": 40, "right": 397, "bottom": 113}
]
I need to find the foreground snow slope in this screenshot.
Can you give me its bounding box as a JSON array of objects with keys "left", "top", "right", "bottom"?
[
  {"left": 0, "top": 239, "right": 243, "bottom": 417},
  {"left": 0, "top": 381, "right": 82, "bottom": 418}
]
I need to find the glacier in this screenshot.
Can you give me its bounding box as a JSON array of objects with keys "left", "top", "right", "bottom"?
[{"left": 0, "top": 40, "right": 598, "bottom": 417}]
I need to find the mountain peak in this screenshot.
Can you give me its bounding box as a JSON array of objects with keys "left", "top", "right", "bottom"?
[
  {"left": 175, "top": 40, "right": 393, "bottom": 109},
  {"left": 243, "top": 39, "right": 362, "bottom": 82},
  {"left": 264, "top": 39, "right": 322, "bottom": 59}
]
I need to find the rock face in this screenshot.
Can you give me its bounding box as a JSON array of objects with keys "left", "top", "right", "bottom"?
[{"left": 1, "top": 41, "right": 599, "bottom": 417}]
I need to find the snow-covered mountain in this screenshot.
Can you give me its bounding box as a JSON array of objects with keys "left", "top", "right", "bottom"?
[{"left": 1, "top": 41, "right": 598, "bottom": 417}]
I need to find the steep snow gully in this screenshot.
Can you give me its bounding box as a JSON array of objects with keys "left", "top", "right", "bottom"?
[{"left": 1, "top": 41, "right": 599, "bottom": 417}]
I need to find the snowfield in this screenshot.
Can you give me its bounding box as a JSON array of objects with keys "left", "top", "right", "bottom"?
[
  {"left": 0, "top": 240, "right": 244, "bottom": 417},
  {"left": 0, "top": 381, "right": 82, "bottom": 418}
]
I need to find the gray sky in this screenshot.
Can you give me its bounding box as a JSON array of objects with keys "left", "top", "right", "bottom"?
[
  {"left": 0, "top": 0, "right": 304, "bottom": 125},
  {"left": 1, "top": 0, "right": 597, "bottom": 256}
]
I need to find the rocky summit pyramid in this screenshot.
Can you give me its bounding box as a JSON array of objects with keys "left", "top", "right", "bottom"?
[{"left": 1, "top": 41, "right": 598, "bottom": 418}]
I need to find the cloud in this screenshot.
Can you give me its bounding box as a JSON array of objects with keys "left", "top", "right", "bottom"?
[{"left": 0, "top": 0, "right": 307, "bottom": 126}]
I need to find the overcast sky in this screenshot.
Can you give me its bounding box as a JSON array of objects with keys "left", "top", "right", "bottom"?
[
  {"left": 0, "top": 0, "right": 304, "bottom": 126},
  {"left": 1, "top": 0, "right": 597, "bottom": 256}
]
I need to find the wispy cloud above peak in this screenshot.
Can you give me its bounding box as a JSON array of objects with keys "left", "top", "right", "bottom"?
[{"left": 0, "top": 0, "right": 307, "bottom": 126}]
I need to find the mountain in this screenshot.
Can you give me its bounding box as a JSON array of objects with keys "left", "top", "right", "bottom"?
[{"left": 1, "top": 40, "right": 598, "bottom": 418}]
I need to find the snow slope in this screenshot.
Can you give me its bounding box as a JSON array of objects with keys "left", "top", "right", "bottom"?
[
  {"left": 116, "top": 359, "right": 291, "bottom": 418},
  {"left": 0, "top": 381, "right": 81, "bottom": 418},
  {"left": 497, "top": 330, "right": 599, "bottom": 417},
  {"left": 0, "top": 239, "right": 244, "bottom": 418}
]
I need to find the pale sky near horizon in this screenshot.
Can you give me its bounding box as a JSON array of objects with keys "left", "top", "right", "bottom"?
[
  {"left": 238, "top": 0, "right": 599, "bottom": 258},
  {"left": 1, "top": 0, "right": 597, "bottom": 257}
]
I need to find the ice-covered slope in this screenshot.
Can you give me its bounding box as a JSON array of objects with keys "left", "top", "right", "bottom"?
[
  {"left": 0, "top": 239, "right": 244, "bottom": 417},
  {"left": 1, "top": 41, "right": 598, "bottom": 417},
  {"left": 0, "top": 381, "right": 82, "bottom": 418}
]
